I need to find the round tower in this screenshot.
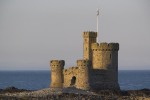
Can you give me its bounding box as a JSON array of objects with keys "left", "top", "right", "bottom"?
[
  {"left": 76, "top": 59, "right": 91, "bottom": 90},
  {"left": 99, "top": 43, "right": 119, "bottom": 86},
  {"left": 83, "top": 31, "right": 97, "bottom": 60},
  {"left": 50, "top": 60, "right": 65, "bottom": 88},
  {"left": 91, "top": 43, "right": 120, "bottom": 90},
  {"left": 92, "top": 43, "right": 119, "bottom": 70}
]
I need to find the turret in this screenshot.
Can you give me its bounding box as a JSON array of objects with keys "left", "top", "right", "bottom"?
[
  {"left": 83, "top": 31, "right": 97, "bottom": 60},
  {"left": 92, "top": 42, "right": 119, "bottom": 70},
  {"left": 91, "top": 42, "right": 119, "bottom": 84},
  {"left": 76, "top": 59, "right": 91, "bottom": 90},
  {"left": 50, "top": 60, "right": 65, "bottom": 88}
]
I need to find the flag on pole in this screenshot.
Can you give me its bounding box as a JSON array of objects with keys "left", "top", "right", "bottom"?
[{"left": 97, "top": 9, "right": 99, "bottom": 16}]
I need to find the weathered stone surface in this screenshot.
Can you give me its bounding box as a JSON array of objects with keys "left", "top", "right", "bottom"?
[
  {"left": 50, "top": 31, "right": 120, "bottom": 90},
  {"left": 50, "top": 60, "right": 65, "bottom": 88}
]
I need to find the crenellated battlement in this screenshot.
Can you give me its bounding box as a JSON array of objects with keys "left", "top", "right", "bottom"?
[
  {"left": 77, "top": 59, "right": 90, "bottom": 67},
  {"left": 50, "top": 60, "right": 65, "bottom": 67},
  {"left": 83, "top": 31, "right": 97, "bottom": 38},
  {"left": 91, "top": 42, "right": 119, "bottom": 51},
  {"left": 63, "top": 67, "right": 78, "bottom": 75}
]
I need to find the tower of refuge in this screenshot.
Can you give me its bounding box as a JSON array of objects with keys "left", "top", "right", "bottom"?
[{"left": 50, "top": 31, "right": 120, "bottom": 90}]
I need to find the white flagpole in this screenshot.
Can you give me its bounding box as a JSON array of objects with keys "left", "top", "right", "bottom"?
[{"left": 97, "top": 9, "right": 99, "bottom": 42}]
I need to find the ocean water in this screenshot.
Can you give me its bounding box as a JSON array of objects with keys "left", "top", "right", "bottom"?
[{"left": 0, "top": 70, "right": 150, "bottom": 90}]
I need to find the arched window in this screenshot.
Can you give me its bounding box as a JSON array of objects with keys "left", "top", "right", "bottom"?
[{"left": 70, "top": 76, "right": 76, "bottom": 86}]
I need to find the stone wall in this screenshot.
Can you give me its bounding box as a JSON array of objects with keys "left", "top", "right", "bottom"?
[
  {"left": 90, "top": 69, "right": 120, "bottom": 90},
  {"left": 63, "top": 60, "right": 91, "bottom": 90},
  {"left": 63, "top": 67, "right": 78, "bottom": 87}
]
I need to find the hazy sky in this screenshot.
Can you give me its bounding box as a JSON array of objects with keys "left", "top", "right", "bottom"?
[{"left": 0, "top": 0, "right": 150, "bottom": 70}]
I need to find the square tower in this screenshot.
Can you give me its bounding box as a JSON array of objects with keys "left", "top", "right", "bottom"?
[{"left": 83, "top": 31, "right": 97, "bottom": 60}]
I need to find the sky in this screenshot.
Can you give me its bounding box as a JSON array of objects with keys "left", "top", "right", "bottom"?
[{"left": 0, "top": 0, "right": 150, "bottom": 70}]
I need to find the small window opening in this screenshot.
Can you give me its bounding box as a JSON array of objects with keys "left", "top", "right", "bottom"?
[
  {"left": 110, "top": 54, "right": 111, "bottom": 59},
  {"left": 70, "top": 76, "right": 76, "bottom": 86}
]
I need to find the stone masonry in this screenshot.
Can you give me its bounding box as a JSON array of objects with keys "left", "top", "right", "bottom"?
[{"left": 50, "top": 31, "right": 120, "bottom": 90}]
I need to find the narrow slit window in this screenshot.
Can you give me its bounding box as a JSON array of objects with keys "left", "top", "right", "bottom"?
[{"left": 110, "top": 54, "right": 111, "bottom": 59}]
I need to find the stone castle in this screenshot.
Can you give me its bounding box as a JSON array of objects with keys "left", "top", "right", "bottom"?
[{"left": 50, "top": 31, "right": 120, "bottom": 90}]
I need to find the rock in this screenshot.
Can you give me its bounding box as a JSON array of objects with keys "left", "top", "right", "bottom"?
[
  {"left": 5, "top": 86, "right": 18, "bottom": 90},
  {"left": 0, "top": 88, "right": 150, "bottom": 99},
  {"left": 0, "top": 86, "right": 31, "bottom": 94}
]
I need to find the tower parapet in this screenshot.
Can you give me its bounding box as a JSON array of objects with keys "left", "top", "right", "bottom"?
[
  {"left": 100, "top": 43, "right": 119, "bottom": 51},
  {"left": 50, "top": 60, "right": 65, "bottom": 88},
  {"left": 83, "top": 31, "right": 97, "bottom": 38},
  {"left": 76, "top": 59, "right": 91, "bottom": 90},
  {"left": 91, "top": 42, "right": 119, "bottom": 51}
]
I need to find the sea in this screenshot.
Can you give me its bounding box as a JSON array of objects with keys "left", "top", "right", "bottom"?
[{"left": 0, "top": 70, "right": 150, "bottom": 90}]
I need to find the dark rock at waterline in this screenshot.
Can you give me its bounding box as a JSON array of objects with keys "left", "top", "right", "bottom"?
[{"left": 0, "top": 86, "right": 31, "bottom": 93}]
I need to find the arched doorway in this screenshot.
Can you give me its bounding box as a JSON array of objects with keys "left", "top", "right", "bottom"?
[{"left": 70, "top": 76, "right": 76, "bottom": 86}]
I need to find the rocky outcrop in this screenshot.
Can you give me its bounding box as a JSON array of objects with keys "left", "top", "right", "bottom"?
[
  {"left": 0, "top": 87, "right": 150, "bottom": 100},
  {"left": 0, "top": 86, "right": 31, "bottom": 93}
]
